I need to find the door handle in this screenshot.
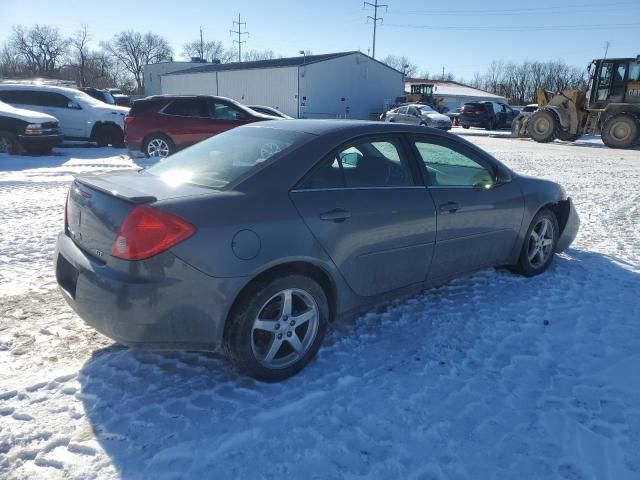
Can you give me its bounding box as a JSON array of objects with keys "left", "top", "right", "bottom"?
[
  {"left": 319, "top": 208, "right": 351, "bottom": 223},
  {"left": 439, "top": 201, "right": 459, "bottom": 213}
]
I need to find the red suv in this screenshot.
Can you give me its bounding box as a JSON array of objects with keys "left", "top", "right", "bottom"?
[{"left": 124, "top": 95, "right": 275, "bottom": 158}]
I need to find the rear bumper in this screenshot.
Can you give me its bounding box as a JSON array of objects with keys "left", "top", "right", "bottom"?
[
  {"left": 55, "top": 232, "right": 246, "bottom": 351},
  {"left": 18, "top": 133, "right": 63, "bottom": 150},
  {"left": 556, "top": 197, "right": 580, "bottom": 252},
  {"left": 459, "top": 116, "right": 488, "bottom": 127}
]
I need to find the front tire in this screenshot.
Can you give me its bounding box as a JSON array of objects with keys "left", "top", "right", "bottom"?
[
  {"left": 224, "top": 275, "right": 329, "bottom": 382},
  {"left": 94, "top": 125, "right": 125, "bottom": 148},
  {"left": 0, "top": 130, "right": 21, "bottom": 155},
  {"left": 511, "top": 209, "right": 559, "bottom": 277},
  {"left": 601, "top": 113, "right": 639, "bottom": 149},
  {"left": 528, "top": 109, "right": 559, "bottom": 143}
]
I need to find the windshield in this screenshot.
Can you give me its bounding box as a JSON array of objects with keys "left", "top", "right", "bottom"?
[
  {"left": 146, "top": 127, "right": 311, "bottom": 189},
  {"left": 101, "top": 91, "right": 116, "bottom": 105},
  {"left": 70, "top": 90, "right": 110, "bottom": 107}
]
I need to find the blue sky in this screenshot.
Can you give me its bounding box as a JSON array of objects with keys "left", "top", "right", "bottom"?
[{"left": 1, "top": 0, "right": 638, "bottom": 80}]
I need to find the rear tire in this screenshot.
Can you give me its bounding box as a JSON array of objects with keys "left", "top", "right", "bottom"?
[
  {"left": 557, "top": 131, "right": 582, "bottom": 142},
  {"left": 0, "top": 130, "right": 21, "bottom": 155},
  {"left": 528, "top": 109, "right": 559, "bottom": 143},
  {"left": 601, "top": 113, "right": 639, "bottom": 149},
  {"left": 462, "top": 124, "right": 470, "bottom": 129},
  {"left": 224, "top": 274, "right": 329, "bottom": 382},
  {"left": 143, "top": 134, "right": 175, "bottom": 158},
  {"left": 94, "top": 125, "right": 125, "bottom": 148},
  {"left": 510, "top": 209, "right": 559, "bottom": 277}
]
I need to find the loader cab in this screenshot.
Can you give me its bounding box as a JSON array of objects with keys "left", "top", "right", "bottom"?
[
  {"left": 587, "top": 57, "right": 640, "bottom": 109},
  {"left": 407, "top": 83, "right": 435, "bottom": 107}
]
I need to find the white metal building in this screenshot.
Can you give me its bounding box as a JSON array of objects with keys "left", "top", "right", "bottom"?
[
  {"left": 405, "top": 78, "right": 509, "bottom": 113},
  {"left": 159, "top": 52, "right": 404, "bottom": 119},
  {"left": 144, "top": 61, "right": 209, "bottom": 96}
]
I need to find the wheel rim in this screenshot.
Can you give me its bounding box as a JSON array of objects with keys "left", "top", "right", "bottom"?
[
  {"left": 527, "top": 217, "right": 555, "bottom": 268},
  {"left": 532, "top": 116, "right": 550, "bottom": 136},
  {"left": 611, "top": 121, "right": 631, "bottom": 142},
  {"left": 251, "top": 288, "right": 320, "bottom": 369},
  {"left": 0, "top": 136, "right": 11, "bottom": 154},
  {"left": 147, "top": 138, "right": 170, "bottom": 157}
]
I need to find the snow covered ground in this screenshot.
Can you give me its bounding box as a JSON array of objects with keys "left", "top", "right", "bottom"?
[{"left": 0, "top": 136, "right": 639, "bottom": 479}]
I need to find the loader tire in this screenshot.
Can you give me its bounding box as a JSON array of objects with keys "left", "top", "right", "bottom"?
[
  {"left": 557, "top": 131, "right": 582, "bottom": 142},
  {"left": 528, "top": 109, "right": 559, "bottom": 143},
  {"left": 601, "top": 113, "right": 639, "bottom": 149}
]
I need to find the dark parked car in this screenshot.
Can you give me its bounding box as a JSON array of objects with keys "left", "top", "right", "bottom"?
[
  {"left": 0, "top": 100, "right": 63, "bottom": 155},
  {"left": 248, "top": 105, "right": 293, "bottom": 119},
  {"left": 106, "top": 88, "right": 131, "bottom": 107},
  {"left": 56, "top": 120, "right": 579, "bottom": 381},
  {"left": 80, "top": 87, "right": 118, "bottom": 106},
  {"left": 459, "top": 101, "right": 518, "bottom": 130},
  {"left": 124, "top": 95, "right": 275, "bottom": 158}
]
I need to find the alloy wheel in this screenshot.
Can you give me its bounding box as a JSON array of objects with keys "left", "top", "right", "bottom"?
[
  {"left": 147, "top": 138, "right": 170, "bottom": 158},
  {"left": 527, "top": 217, "right": 555, "bottom": 268},
  {"left": 250, "top": 288, "right": 320, "bottom": 369}
]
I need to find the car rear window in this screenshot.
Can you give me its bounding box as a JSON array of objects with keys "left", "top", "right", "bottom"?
[
  {"left": 463, "top": 103, "right": 485, "bottom": 112},
  {"left": 146, "top": 127, "right": 311, "bottom": 189}
]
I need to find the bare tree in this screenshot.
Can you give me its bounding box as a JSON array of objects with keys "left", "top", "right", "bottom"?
[
  {"left": 9, "top": 24, "right": 69, "bottom": 76},
  {"left": 102, "top": 30, "right": 172, "bottom": 93},
  {"left": 182, "top": 39, "right": 233, "bottom": 63},
  {"left": 68, "top": 25, "right": 91, "bottom": 86},
  {"left": 242, "top": 49, "right": 278, "bottom": 62},
  {"left": 381, "top": 55, "right": 418, "bottom": 77}
]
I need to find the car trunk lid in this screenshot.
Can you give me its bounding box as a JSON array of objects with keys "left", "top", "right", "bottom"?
[{"left": 67, "top": 171, "right": 214, "bottom": 261}]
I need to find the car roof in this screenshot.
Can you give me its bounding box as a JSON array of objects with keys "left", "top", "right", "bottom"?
[
  {"left": 242, "top": 119, "right": 456, "bottom": 137},
  {"left": 0, "top": 83, "right": 81, "bottom": 95}
]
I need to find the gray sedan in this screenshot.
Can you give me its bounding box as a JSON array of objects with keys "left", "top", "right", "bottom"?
[
  {"left": 55, "top": 120, "right": 579, "bottom": 381},
  {"left": 383, "top": 104, "right": 452, "bottom": 130}
]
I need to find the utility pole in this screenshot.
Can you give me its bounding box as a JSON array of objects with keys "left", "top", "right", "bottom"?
[
  {"left": 603, "top": 41, "right": 610, "bottom": 59},
  {"left": 364, "top": 0, "right": 387, "bottom": 59},
  {"left": 442, "top": 65, "right": 445, "bottom": 80},
  {"left": 230, "top": 14, "right": 248, "bottom": 62},
  {"left": 199, "top": 27, "right": 204, "bottom": 60}
]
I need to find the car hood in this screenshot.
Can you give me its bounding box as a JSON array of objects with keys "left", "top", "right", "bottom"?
[
  {"left": 93, "top": 103, "right": 130, "bottom": 115},
  {"left": 0, "top": 102, "right": 58, "bottom": 124},
  {"left": 422, "top": 112, "right": 451, "bottom": 122}
]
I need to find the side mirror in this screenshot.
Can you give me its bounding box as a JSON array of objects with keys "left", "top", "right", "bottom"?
[
  {"left": 68, "top": 101, "right": 81, "bottom": 110},
  {"left": 496, "top": 169, "right": 512, "bottom": 184}
]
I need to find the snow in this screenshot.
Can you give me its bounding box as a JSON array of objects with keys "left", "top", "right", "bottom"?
[{"left": 1, "top": 137, "right": 640, "bottom": 479}]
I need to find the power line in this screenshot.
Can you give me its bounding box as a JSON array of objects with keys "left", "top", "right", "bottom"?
[
  {"left": 388, "top": 1, "right": 639, "bottom": 16},
  {"left": 364, "top": 0, "right": 387, "bottom": 59},
  {"left": 383, "top": 22, "right": 638, "bottom": 32},
  {"left": 230, "top": 13, "right": 249, "bottom": 62}
]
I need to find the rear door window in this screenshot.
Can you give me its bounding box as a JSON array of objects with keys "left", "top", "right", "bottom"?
[
  {"left": 163, "top": 98, "right": 208, "bottom": 117},
  {"left": 299, "top": 137, "right": 415, "bottom": 189}
]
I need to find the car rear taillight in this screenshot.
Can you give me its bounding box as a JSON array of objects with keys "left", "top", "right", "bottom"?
[
  {"left": 110, "top": 205, "right": 195, "bottom": 260},
  {"left": 64, "top": 191, "right": 69, "bottom": 231},
  {"left": 124, "top": 115, "right": 134, "bottom": 125}
]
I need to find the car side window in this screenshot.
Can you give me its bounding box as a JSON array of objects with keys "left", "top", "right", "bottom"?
[
  {"left": 41, "top": 92, "right": 70, "bottom": 108},
  {"left": 163, "top": 98, "right": 207, "bottom": 117},
  {"left": 413, "top": 139, "right": 496, "bottom": 188},
  {"left": 299, "top": 137, "right": 414, "bottom": 189},
  {"left": 397, "top": 106, "right": 408, "bottom": 114},
  {"left": 211, "top": 102, "right": 243, "bottom": 120}
]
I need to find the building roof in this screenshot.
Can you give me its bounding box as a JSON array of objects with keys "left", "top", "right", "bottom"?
[
  {"left": 405, "top": 78, "right": 505, "bottom": 99},
  {"left": 164, "top": 51, "right": 371, "bottom": 76}
]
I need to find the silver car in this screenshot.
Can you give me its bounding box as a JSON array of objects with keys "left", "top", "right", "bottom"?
[
  {"left": 383, "top": 104, "right": 452, "bottom": 130},
  {"left": 55, "top": 120, "right": 579, "bottom": 381}
]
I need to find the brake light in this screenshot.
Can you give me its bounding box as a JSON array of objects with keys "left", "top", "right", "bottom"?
[
  {"left": 124, "top": 115, "right": 134, "bottom": 125},
  {"left": 110, "top": 205, "right": 195, "bottom": 260},
  {"left": 64, "top": 191, "right": 69, "bottom": 231}
]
